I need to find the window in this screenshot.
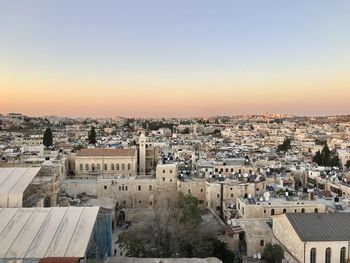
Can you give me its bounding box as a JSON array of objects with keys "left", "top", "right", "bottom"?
[
  {"left": 128, "top": 164, "right": 131, "bottom": 170},
  {"left": 231, "top": 194, "right": 234, "bottom": 198},
  {"left": 162, "top": 177, "right": 165, "bottom": 181},
  {"left": 170, "top": 179, "right": 173, "bottom": 182},
  {"left": 199, "top": 200, "right": 204, "bottom": 204},
  {"left": 121, "top": 185, "right": 124, "bottom": 191},
  {"left": 80, "top": 164, "right": 83, "bottom": 171},
  {"left": 104, "top": 185, "right": 107, "bottom": 190},
  {"left": 260, "top": 240, "right": 264, "bottom": 246},
  {"left": 201, "top": 189, "right": 203, "bottom": 193},
  {"left": 111, "top": 164, "right": 114, "bottom": 170},
  {"left": 150, "top": 201, "right": 153, "bottom": 206},
  {"left": 138, "top": 185, "right": 141, "bottom": 191},
  {"left": 125, "top": 186, "right": 128, "bottom": 191},
  {"left": 163, "top": 170, "right": 166, "bottom": 173},
  {"left": 149, "top": 185, "right": 152, "bottom": 191},
  {"left": 116, "top": 164, "right": 120, "bottom": 170},
  {"left": 188, "top": 189, "right": 191, "bottom": 194},
  {"left": 283, "top": 208, "right": 287, "bottom": 213},
  {"left": 314, "top": 208, "right": 318, "bottom": 213},
  {"left": 325, "top": 247, "right": 331, "bottom": 263},
  {"left": 310, "top": 248, "right": 316, "bottom": 263},
  {"left": 123, "top": 200, "right": 126, "bottom": 205},
  {"left": 340, "top": 247, "right": 346, "bottom": 263},
  {"left": 301, "top": 208, "right": 305, "bottom": 213},
  {"left": 85, "top": 164, "right": 89, "bottom": 170},
  {"left": 170, "top": 170, "right": 173, "bottom": 173},
  {"left": 96, "top": 164, "right": 100, "bottom": 171},
  {"left": 139, "top": 200, "right": 141, "bottom": 204},
  {"left": 122, "top": 164, "right": 125, "bottom": 170},
  {"left": 271, "top": 209, "right": 275, "bottom": 215},
  {"left": 217, "top": 194, "right": 220, "bottom": 198},
  {"left": 104, "top": 164, "right": 107, "bottom": 170}
]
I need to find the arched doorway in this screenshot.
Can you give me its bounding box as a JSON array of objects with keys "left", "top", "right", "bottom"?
[{"left": 118, "top": 211, "right": 126, "bottom": 225}]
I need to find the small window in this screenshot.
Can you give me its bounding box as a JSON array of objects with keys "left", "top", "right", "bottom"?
[
  {"left": 314, "top": 208, "right": 318, "bottom": 213},
  {"left": 116, "top": 164, "right": 119, "bottom": 170},
  {"left": 79, "top": 164, "right": 83, "bottom": 171},
  {"left": 340, "top": 247, "right": 346, "bottom": 263},
  {"left": 122, "top": 164, "right": 125, "bottom": 170},
  {"left": 217, "top": 194, "right": 220, "bottom": 198},
  {"left": 301, "top": 208, "right": 305, "bottom": 213},
  {"left": 271, "top": 209, "right": 275, "bottom": 215},
  {"left": 170, "top": 170, "right": 173, "bottom": 173},
  {"left": 104, "top": 185, "right": 107, "bottom": 190},
  {"left": 163, "top": 170, "right": 166, "bottom": 173},
  {"left": 149, "top": 185, "right": 152, "bottom": 191},
  {"left": 199, "top": 200, "right": 204, "bottom": 204},
  {"left": 163, "top": 177, "right": 165, "bottom": 181},
  {"left": 200, "top": 189, "right": 203, "bottom": 193},
  {"left": 85, "top": 164, "right": 89, "bottom": 170},
  {"left": 150, "top": 201, "right": 153, "bottom": 206},
  {"left": 188, "top": 189, "right": 191, "bottom": 194},
  {"left": 138, "top": 185, "right": 141, "bottom": 191},
  {"left": 325, "top": 247, "right": 331, "bottom": 263},
  {"left": 128, "top": 164, "right": 131, "bottom": 170},
  {"left": 231, "top": 194, "right": 234, "bottom": 197},
  {"left": 125, "top": 186, "right": 128, "bottom": 191},
  {"left": 104, "top": 164, "right": 107, "bottom": 170},
  {"left": 111, "top": 164, "right": 115, "bottom": 170},
  {"left": 260, "top": 240, "right": 264, "bottom": 246},
  {"left": 310, "top": 248, "right": 316, "bottom": 263},
  {"left": 139, "top": 200, "right": 141, "bottom": 204},
  {"left": 283, "top": 208, "right": 287, "bottom": 213},
  {"left": 123, "top": 200, "right": 126, "bottom": 204}
]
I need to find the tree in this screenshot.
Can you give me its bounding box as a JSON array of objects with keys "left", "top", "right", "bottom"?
[
  {"left": 277, "top": 138, "right": 291, "bottom": 152},
  {"left": 88, "top": 126, "right": 97, "bottom": 145},
  {"left": 117, "top": 193, "right": 232, "bottom": 260},
  {"left": 262, "top": 243, "right": 284, "bottom": 263},
  {"left": 43, "top": 127, "right": 53, "bottom": 148},
  {"left": 313, "top": 144, "right": 340, "bottom": 167}
]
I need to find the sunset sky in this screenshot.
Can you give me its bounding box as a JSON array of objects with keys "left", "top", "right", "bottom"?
[{"left": 0, "top": 0, "right": 349, "bottom": 117}]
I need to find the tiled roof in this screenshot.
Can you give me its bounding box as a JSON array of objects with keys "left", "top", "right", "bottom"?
[
  {"left": 76, "top": 148, "right": 136, "bottom": 157},
  {"left": 286, "top": 213, "right": 350, "bottom": 241}
]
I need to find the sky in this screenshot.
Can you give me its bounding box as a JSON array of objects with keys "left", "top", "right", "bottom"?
[{"left": 0, "top": 0, "right": 349, "bottom": 118}]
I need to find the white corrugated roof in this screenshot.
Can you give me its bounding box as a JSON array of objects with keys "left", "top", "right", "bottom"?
[
  {"left": 0, "top": 207, "right": 99, "bottom": 259},
  {"left": 0, "top": 167, "right": 41, "bottom": 207}
]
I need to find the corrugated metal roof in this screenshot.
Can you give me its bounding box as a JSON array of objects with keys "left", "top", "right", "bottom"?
[
  {"left": 76, "top": 148, "right": 136, "bottom": 157},
  {"left": 286, "top": 213, "right": 350, "bottom": 241},
  {"left": 0, "top": 207, "right": 99, "bottom": 259},
  {"left": 0, "top": 168, "right": 41, "bottom": 207}
]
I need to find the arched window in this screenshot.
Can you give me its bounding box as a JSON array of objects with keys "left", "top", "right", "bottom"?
[
  {"left": 116, "top": 164, "right": 120, "bottom": 170},
  {"left": 271, "top": 209, "right": 275, "bottom": 215},
  {"left": 314, "top": 208, "right": 318, "bottom": 213},
  {"left": 111, "top": 164, "right": 114, "bottom": 170},
  {"left": 97, "top": 164, "right": 100, "bottom": 171},
  {"left": 85, "top": 164, "right": 89, "bottom": 170},
  {"left": 340, "top": 247, "right": 346, "bottom": 263},
  {"left": 91, "top": 164, "right": 95, "bottom": 171},
  {"left": 301, "top": 208, "right": 305, "bottom": 213},
  {"left": 310, "top": 248, "right": 316, "bottom": 263},
  {"left": 282, "top": 208, "right": 287, "bottom": 213},
  {"left": 128, "top": 164, "right": 131, "bottom": 170},
  {"left": 79, "top": 164, "right": 83, "bottom": 171},
  {"left": 104, "top": 163, "right": 107, "bottom": 171},
  {"left": 122, "top": 164, "right": 125, "bottom": 170},
  {"left": 325, "top": 247, "right": 331, "bottom": 263}
]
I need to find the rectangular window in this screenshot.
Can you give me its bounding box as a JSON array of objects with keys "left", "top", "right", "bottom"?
[
  {"left": 163, "top": 177, "right": 165, "bottom": 181},
  {"left": 149, "top": 185, "right": 152, "bottom": 191},
  {"left": 138, "top": 185, "right": 141, "bottom": 191},
  {"left": 188, "top": 189, "right": 191, "bottom": 194}
]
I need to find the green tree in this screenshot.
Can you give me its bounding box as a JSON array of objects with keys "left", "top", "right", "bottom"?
[
  {"left": 313, "top": 145, "right": 340, "bottom": 167},
  {"left": 277, "top": 138, "right": 291, "bottom": 152},
  {"left": 43, "top": 127, "right": 53, "bottom": 147},
  {"left": 88, "top": 126, "right": 97, "bottom": 145},
  {"left": 262, "top": 243, "right": 284, "bottom": 263},
  {"left": 181, "top": 127, "right": 190, "bottom": 134},
  {"left": 117, "top": 193, "right": 230, "bottom": 259}
]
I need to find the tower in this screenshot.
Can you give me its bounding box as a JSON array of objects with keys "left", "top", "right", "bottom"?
[{"left": 139, "top": 133, "right": 146, "bottom": 174}]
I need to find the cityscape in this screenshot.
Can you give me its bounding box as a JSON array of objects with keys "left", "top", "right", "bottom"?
[{"left": 1, "top": 1, "right": 350, "bottom": 263}]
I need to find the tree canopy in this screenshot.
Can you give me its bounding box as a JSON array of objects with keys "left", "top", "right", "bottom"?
[
  {"left": 277, "top": 138, "right": 291, "bottom": 152},
  {"left": 43, "top": 127, "right": 53, "bottom": 148},
  {"left": 118, "top": 193, "right": 234, "bottom": 262},
  {"left": 313, "top": 145, "right": 340, "bottom": 167},
  {"left": 262, "top": 243, "right": 284, "bottom": 263},
  {"left": 88, "top": 126, "right": 97, "bottom": 145}
]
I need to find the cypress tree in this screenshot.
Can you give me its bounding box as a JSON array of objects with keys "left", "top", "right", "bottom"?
[{"left": 43, "top": 127, "right": 53, "bottom": 147}]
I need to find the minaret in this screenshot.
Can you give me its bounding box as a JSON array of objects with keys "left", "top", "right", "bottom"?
[{"left": 139, "top": 133, "right": 146, "bottom": 174}]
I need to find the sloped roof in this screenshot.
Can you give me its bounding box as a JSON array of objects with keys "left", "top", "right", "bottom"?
[
  {"left": 0, "top": 167, "right": 41, "bottom": 207},
  {"left": 0, "top": 207, "right": 99, "bottom": 259},
  {"left": 286, "top": 213, "right": 350, "bottom": 241},
  {"left": 76, "top": 148, "right": 136, "bottom": 157}
]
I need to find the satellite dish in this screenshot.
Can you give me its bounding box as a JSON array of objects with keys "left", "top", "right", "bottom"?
[
  {"left": 285, "top": 192, "right": 289, "bottom": 197},
  {"left": 227, "top": 220, "right": 231, "bottom": 225},
  {"left": 253, "top": 254, "right": 257, "bottom": 259},
  {"left": 263, "top": 192, "right": 270, "bottom": 201},
  {"left": 248, "top": 194, "right": 252, "bottom": 198},
  {"left": 257, "top": 253, "right": 261, "bottom": 259},
  {"left": 260, "top": 197, "right": 264, "bottom": 202}
]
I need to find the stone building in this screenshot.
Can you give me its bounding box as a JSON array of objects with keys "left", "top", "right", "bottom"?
[
  {"left": 273, "top": 213, "right": 350, "bottom": 263},
  {"left": 75, "top": 148, "right": 137, "bottom": 178},
  {"left": 236, "top": 197, "right": 326, "bottom": 219}
]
